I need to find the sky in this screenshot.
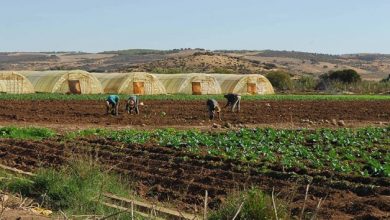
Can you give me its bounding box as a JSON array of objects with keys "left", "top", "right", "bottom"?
[{"left": 0, "top": 0, "right": 389, "bottom": 54}]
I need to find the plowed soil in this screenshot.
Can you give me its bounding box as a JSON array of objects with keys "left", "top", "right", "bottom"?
[
  {"left": 0, "top": 100, "right": 389, "bottom": 130},
  {"left": 0, "top": 138, "right": 389, "bottom": 219}
]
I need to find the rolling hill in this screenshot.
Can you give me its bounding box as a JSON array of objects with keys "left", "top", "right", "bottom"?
[{"left": 1, "top": 49, "right": 389, "bottom": 81}]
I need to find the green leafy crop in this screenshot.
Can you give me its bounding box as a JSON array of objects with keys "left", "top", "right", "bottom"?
[{"left": 76, "top": 126, "right": 390, "bottom": 177}]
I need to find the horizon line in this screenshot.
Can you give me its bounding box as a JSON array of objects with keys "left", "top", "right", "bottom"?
[{"left": 1, "top": 48, "right": 389, "bottom": 56}]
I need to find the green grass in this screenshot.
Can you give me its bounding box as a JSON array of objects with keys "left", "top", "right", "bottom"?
[
  {"left": 0, "top": 169, "right": 28, "bottom": 184},
  {"left": 209, "top": 188, "right": 287, "bottom": 220},
  {"left": 0, "top": 93, "right": 389, "bottom": 101},
  {"left": 0, "top": 126, "right": 55, "bottom": 140},
  {"left": 0, "top": 161, "right": 140, "bottom": 219}
]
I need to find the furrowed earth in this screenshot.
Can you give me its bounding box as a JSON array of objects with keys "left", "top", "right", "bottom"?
[
  {"left": 0, "top": 137, "right": 389, "bottom": 219},
  {"left": 1, "top": 99, "right": 390, "bottom": 219},
  {"left": 0, "top": 100, "right": 389, "bottom": 130}
]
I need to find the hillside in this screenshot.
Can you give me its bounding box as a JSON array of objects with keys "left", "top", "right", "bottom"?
[
  {"left": 128, "top": 52, "right": 276, "bottom": 74},
  {"left": 1, "top": 49, "right": 389, "bottom": 80},
  {"left": 218, "top": 50, "right": 390, "bottom": 81}
]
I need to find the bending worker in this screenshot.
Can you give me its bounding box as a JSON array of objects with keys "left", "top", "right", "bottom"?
[
  {"left": 106, "top": 94, "right": 119, "bottom": 116},
  {"left": 206, "top": 99, "right": 221, "bottom": 120},
  {"left": 224, "top": 93, "right": 241, "bottom": 112},
  {"left": 126, "top": 95, "right": 139, "bottom": 114}
]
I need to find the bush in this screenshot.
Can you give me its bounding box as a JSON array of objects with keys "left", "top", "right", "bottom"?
[
  {"left": 381, "top": 74, "right": 390, "bottom": 82},
  {"left": 323, "top": 69, "right": 361, "bottom": 83},
  {"left": 209, "top": 188, "right": 287, "bottom": 220},
  {"left": 266, "top": 71, "right": 293, "bottom": 91},
  {"left": 293, "top": 76, "right": 317, "bottom": 92}
]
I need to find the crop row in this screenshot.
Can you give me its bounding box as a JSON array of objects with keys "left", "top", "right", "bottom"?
[
  {"left": 66, "top": 127, "right": 390, "bottom": 177},
  {"left": 1, "top": 126, "right": 388, "bottom": 177}
]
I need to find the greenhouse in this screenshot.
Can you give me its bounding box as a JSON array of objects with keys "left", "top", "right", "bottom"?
[
  {"left": 0, "top": 71, "right": 35, "bottom": 94},
  {"left": 20, "top": 70, "right": 103, "bottom": 94},
  {"left": 92, "top": 72, "right": 166, "bottom": 95},
  {"left": 214, "top": 74, "right": 274, "bottom": 94},
  {"left": 155, "top": 73, "right": 221, "bottom": 95}
]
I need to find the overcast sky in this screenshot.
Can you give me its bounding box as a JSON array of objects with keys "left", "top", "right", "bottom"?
[{"left": 1, "top": 0, "right": 389, "bottom": 54}]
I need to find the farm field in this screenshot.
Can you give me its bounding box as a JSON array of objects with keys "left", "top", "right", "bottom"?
[
  {"left": 0, "top": 95, "right": 389, "bottom": 130},
  {"left": 0, "top": 95, "right": 389, "bottom": 219},
  {"left": 0, "top": 127, "right": 389, "bottom": 219}
]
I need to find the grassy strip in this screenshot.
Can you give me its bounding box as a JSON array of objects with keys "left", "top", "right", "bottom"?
[
  {"left": 0, "top": 126, "right": 55, "bottom": 140},
  {"left": 209, "top": 188, "right": 288, "bottom": 220},
  {"left": 0, "top": 93, "right": 389, "bottom": 101},
  {"left": 0, "top": 161, "right": 139, "bottom": 219}
]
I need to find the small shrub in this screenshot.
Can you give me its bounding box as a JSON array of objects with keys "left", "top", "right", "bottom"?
[
  {"left": 293, "top": 76, "right": 317, "bottom": 92},
  {"left": 323, "top": 69, "right": 361, "bottom": 83},
  {"left": 263, "top": 63, "right": 277, "bottom": 69},
  {"left": 209, "top": 188, "right": 287, "bottom": 220},
  {"left": 266, "top": 71, "right": 293, "bottom": 91},
  {"left": 212, "top": 67, "right": 236, "bottom": 74},
  {"left": 381, "top": 74, "right": 390, "bottom": 82}
]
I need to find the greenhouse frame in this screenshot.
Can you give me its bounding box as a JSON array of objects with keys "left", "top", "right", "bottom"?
[
  {"left": 92, "top": 72, "right": 166, "bottom": 95},
  {"left": 214, "top": 74, "right": 274, "bottom": 95},
  {"left": 3, "top": 70, "right": 274, "bottom": 95},
  {"left": 20, "top": 70, "right": 103, "bottom": 94},
  {"left": 155, "top": 73, "right": 222, "bottom": 95},
  {"left": 0, "top": 71, "right": 35, "bottom": 94}
]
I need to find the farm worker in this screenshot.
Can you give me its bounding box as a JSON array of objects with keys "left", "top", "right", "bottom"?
[
  {"left": 126, "top": 95, "right": 139, "bottom": 114},
  {"left": 224, "top": 93, "right": 241, "bottom": 112},
  {"left": 106, "top": 95, "right": 119, "bottom": 116},
  {"left": 206, "top": 99, "right": 221, "bottom": 120}
]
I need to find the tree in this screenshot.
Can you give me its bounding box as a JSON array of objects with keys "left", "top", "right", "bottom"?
[
  {"left": 266, "top": 71, "right": 292, "bottom": 91},
  {"left": 324, "top": 69, "right": 361, "bottom": 83},
  {"left": 294, "top": 76, "right": 316, "bottom": 91}
]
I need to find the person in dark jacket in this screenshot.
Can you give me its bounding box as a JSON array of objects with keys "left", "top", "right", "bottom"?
[
  {"left": 126, "top": 95, "right": 139, "bottom": 114},
  {"left": 206, "top": 99, "right": 221, "bottom": 120},
  {"left": 106, "top": 95, "right": 119, "bottom": 116},
  {"left": 224, "top": 93, "right": 241, "bottom": 112}
]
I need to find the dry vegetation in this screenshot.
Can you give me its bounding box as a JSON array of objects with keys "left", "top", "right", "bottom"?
[{"left": 132, "top": 52, "right": 275, "bottom": 74}]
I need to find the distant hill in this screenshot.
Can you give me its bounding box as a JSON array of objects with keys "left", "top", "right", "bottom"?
[
  {"left": 217, "top": 50, "right": 390, "bottom": 81},
  {"left": 1, "top": 49, "right": 389, "bottom": 81},
  {"left": 126, "top": 52, "right": 276, "bottom": 74}
]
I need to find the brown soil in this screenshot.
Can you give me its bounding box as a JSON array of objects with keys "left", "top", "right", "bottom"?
[
  {"left": 0, "top": 138, "right": 389, "bottom": 219},
  {"left": 1, "top": 192, "right": 51, "bottom": 219},
  {"left": 1, "top": 209, "right": 51, "bottom": 220},
  {"left": 0, "top": 100, "right": 389, "bottom": 130}
]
